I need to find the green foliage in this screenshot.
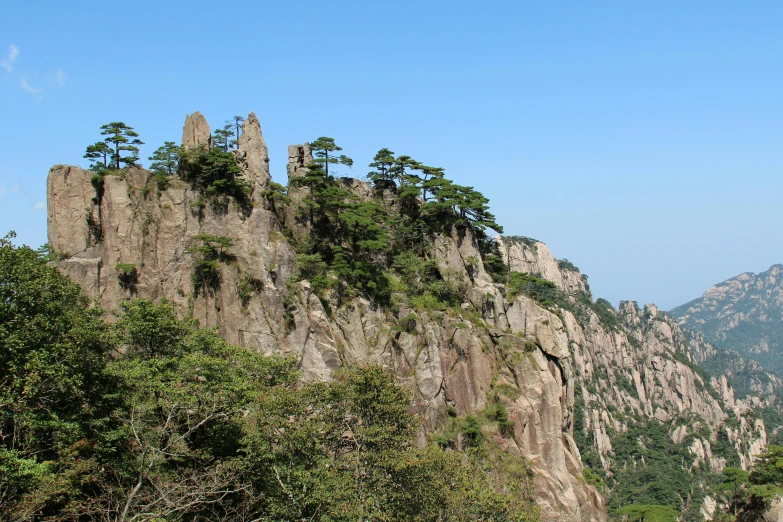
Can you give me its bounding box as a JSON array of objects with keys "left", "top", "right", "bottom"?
[
  {"left": 114, "top": 299, "right": 190, "bottom": 358},
  {"left": 286, "top": 139, "right": 507, "bottom": 313},
  {"left": 260, "top": 180, "right": 290, "bottom": 222},
  {"left": 582, "top": 467, "right": 607, "bottom": 492},
  {"left": 0, "top": 232, "right": 115, "bottom": 518},
  {"left": 147, "top": 140, "right": 181, "bottom": 181},
  {"left": 484, "top": 252, "right": 508, "bottom": 281},
  {"left": 487, "top": 401, "right": 515, "bottom": 437},
  {"left": 0, "top": 233, "right": 539, "bottom": 520},
  {"left": 248, "top": 366, "right": 537, "bottom": 521},
  {"left": 83, "top": 141, "right": 113, "bottom": 171},
  {"left": 36, "top": 242, "right": 70, "bottom": 262},
  {"left": 392, "top": 312, "right": 418, "bottom": 333},
  {"left": 604, "top": 419, "right": 720, "bottom": 517},
  {"left": 611, "top": 504, "right": 679, "bottom": 522},
  {"left": 212, "top": 123, "right": 234, "bottom": 151},
  {"left": 367, "top": 147, "right": 396, "bottom": 188},
  {"left": 179, "top": 145, "right": 250, "bottom": 208},
  {"left": 238, "top": 274, "right": 264, "bottom": 307},
  {"left": 506, "top": 271, "right": 560, "bottom": 308},
  {"left": 590, "top": 298, "right": 620, "bottom": 331},
  {"left": 186, "top": 234, "right": 235, "bottom": 296},
  {"left": 311, "top": 136, "right": 353, "bottom": 176},
  {"left": 713, "top": 449, "right": 783, "bottom": 521},
  {"left": 558, "top": 258, "right": 579, "bottom": 272},
  {"left": 99, "top": 121, "right": 144, "bottom": 169},
  {"left": 115, "top": 263, "right": 138, "bottom": 292}
]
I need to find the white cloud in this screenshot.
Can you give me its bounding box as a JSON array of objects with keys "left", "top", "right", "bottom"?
[
  {"left": 33, "top": 201, "right": 45, "bottom": 210},
  {"left": 12, "top": 184, "right": 21, "bottom": 192},
  {"left": 20, "top": 78, "right": 42, "bottom": 94},
  {"left": 1, "top": 44, "right": 18, "bottom": 72},
  {"left": 0, "top": 186, "right": 6, "bottom": 197},
  {"left": 54, "top": 68, "right": 67, "bottom": 87}
]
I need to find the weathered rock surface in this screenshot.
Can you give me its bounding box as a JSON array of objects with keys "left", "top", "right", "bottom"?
[
  {"left": 181, "top": 111, "right": 211, "bottom": 149},
  {"left": 236, "top": 112, "right": 270, "bottom": 193},
  {"left": 498, "top": 236, "right": 590, "bottom": 295}
]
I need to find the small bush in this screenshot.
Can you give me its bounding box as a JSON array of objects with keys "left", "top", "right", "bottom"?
[
  {"left": 116, "top": 263, "right": 138, "bottom": 292},
  {"left": 238, "top": 274, "right": 264, "bottom": 307}
]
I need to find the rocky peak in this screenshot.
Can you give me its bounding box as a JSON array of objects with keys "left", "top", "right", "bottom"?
[
  {"left": 181, "top": 111, "right": 211, "bottom": 150},
  {"left": 671, "top": 263, "right": 783, "bottom": 377},
  {"left": 497, "top": 236, "right": 591, "bottom": 296},
  {"left": 287, "top": 143, "right": 312, "bottom": 179},
  {"left": 236, "top": 112, "right": 270, "bottom": 193}
]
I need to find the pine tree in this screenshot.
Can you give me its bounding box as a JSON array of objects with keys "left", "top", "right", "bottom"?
[
  {"left": 230, "top": 115, "right": 244, "bottom": 148},
  {"left": 310, "top": 137, "right": 353, "bottom": 177},
  {"left": 148, "top": 141, "right": 182, "bottom": 176},
  {"left": 212, "top": 125, "right": 233, "bottom": 151},
  {"left": 84, "top": 141, "right": 114, "bottom": 171},
  {"left": 367, "top": 148, "right": 396, "bottom": 188},
  {"left": 100, "top": 122, "right": 144, "bottom": 169}
]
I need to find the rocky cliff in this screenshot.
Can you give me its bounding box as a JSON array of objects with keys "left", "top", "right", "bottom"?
[{"left": 47, "top": 112, "right": 770, "bottom": 521}]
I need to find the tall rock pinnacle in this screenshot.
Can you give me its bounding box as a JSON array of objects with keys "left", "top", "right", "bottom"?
[
  {"left": 237, "top": 112, "right": 270, "bottom": 192},
  {"left": 181, "top": 111, "right": 211, "bottom": 149},
  {"left": 287, "top": 143, "right": 313, "bottom": 180}
]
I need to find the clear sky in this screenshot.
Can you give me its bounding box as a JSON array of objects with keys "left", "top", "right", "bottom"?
[{"left": 1, "top": 1, "right": 781, "bottom": 310}]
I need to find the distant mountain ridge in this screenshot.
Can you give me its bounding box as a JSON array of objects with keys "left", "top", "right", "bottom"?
[{"left": 671, "top": 264, "right": 783, "bottom": 377}]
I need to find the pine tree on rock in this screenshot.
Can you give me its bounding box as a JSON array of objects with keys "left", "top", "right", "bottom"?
[
  {"left": 84, "top": 141, "right": 114, "bottom": 171},
  {"left": 230, "top": 115, "right": 244, "bottom": 148},
  {"left": 367, "top": 148, "right": 396, "bottom": 188},
  {"left": 310, "top": 137, "right": 353, "bottom": 177},
  {"left": 212, "top": 124, "right": 233, "bottom": 151},
  {"left": 148, "top": 141, "right": 182, "bottom": 176},
  {"left": 100, "top": 122, "right": 144, "bottom": 169}
]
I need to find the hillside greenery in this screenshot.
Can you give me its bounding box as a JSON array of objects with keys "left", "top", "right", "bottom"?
[{"left": 0, "top": 232, "right": 538, "bottom": 521}]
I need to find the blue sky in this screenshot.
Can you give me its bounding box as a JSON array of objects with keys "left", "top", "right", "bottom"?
[{"left": 1, "top": 1, "right": 781, "bottom": 309}]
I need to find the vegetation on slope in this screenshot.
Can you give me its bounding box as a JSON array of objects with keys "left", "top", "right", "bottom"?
[{"left": 0, "top": 232, "right": 538, "bottom": 521}]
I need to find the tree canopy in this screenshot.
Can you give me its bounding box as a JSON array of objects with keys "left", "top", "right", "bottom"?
[{"left": 99, "top": 122, "right": 144, "bottom": 169}]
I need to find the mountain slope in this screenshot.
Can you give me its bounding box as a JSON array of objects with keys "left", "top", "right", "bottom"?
[
  {"left": 46, "top": 111, "right": 772, "bottom": 521},
  {"left": 671, "top": 265, "right": 783, "bottom": 376}
]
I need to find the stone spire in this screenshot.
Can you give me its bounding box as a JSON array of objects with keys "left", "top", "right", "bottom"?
[
  {"left": 237, "top": 112, "right": 270, "bottom": 192},
  {"left": 181, "top": 111, "right": 211, "bottom": 150},
  {"left": 287, "top": 143, "right": 313, "bottom": 180}
]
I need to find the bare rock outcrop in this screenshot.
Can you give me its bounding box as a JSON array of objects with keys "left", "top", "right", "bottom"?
[
  {"left": 237, "top": 112, "right": 270, "bottom": 193},
  {"left": 498, "top": 236, "right": 590, "bottom": 295},
  {"left": 181, "top": 111, "right": 211, "bottom": 149},
  {"left": 287, "top": 143, "right": 312, "bottom": 179}
]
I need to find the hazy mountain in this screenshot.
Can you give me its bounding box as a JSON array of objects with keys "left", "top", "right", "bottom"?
[{"left": 671, "top": 264, "right": 783, "bottom": 376}]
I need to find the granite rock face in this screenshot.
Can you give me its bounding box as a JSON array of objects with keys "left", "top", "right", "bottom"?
[
  {"left": 47, "top": 112, "right": 772, "bottom": 522},
  {"left": 181, "top": 111, "right": 211, "bottom": 150},
  {"left": 498, "top": 236, "right": 590, "bottom": 295},
  {"left": 236, "top": 112, "right": 271, "bottom": 193}
]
